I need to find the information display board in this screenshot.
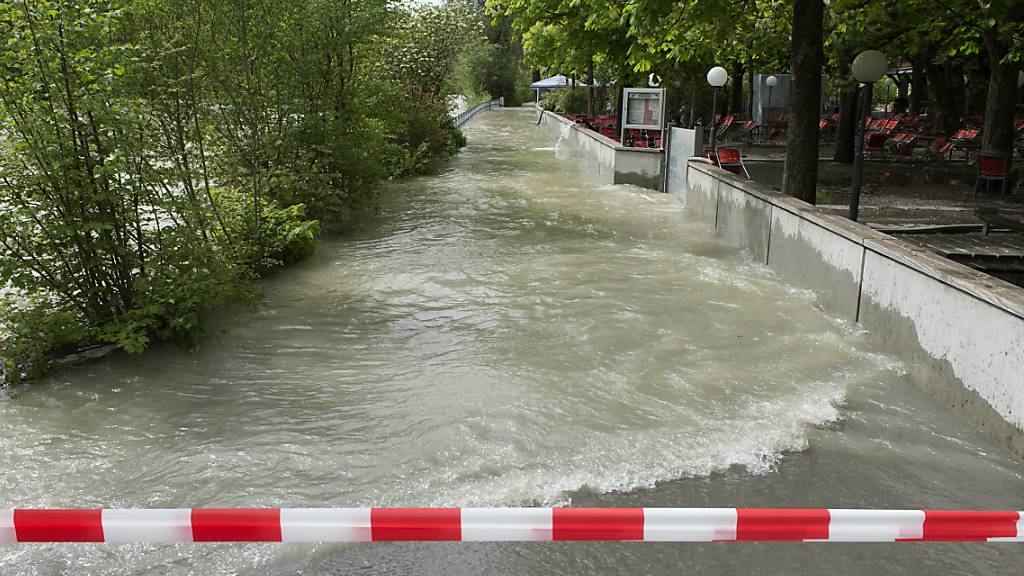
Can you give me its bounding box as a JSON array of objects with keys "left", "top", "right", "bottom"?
[{"left": 622, "top": 88, "right": 665, "bottom": 130}]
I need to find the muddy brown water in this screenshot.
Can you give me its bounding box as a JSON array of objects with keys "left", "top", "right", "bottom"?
[{"left": 2, "top": 108, "right": 1023, "bottom": 575}]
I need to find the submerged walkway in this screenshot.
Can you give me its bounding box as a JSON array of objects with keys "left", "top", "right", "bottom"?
[{"left": 2, "top": 108, "right": 1024, "bottom": 575}]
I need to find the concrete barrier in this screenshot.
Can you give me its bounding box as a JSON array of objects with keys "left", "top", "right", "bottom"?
[
  {"left": 665, "top": 126, "right": 703, "bottom": 197},
  {"left": 536, "top": 109, "right": 663, "bottom": 190},
  {"left": 677, "top": 160, "right": 1024, "bottom": 458}
]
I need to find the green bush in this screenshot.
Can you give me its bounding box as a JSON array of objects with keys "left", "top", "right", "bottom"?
[
  {"left": 541, "top": 88, "right": 589, "bottom": 115},
  {"left": 1, "top": 299, "right": 88, "bottom": 383},
  {"left": 377, "top": 93, "right": 467, "bottom": 179},
  {"left": 212, "top": 188, "right": 321, "bottom": 272},
  {"left": 0, "top": 0, "right": 483, "bottom": 385}
]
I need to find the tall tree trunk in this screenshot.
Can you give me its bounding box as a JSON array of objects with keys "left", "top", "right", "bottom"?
[
  {"left": 587, "top": 59, "right": 595, "bottom": 118},
  {"left": 925, "top": 60, "right": 965, "bottom": 135},
  {"left": 833, "top": 55, "right": 856, "bottom": 164},
  {"left": 614, "top": 83, "right": 625, "bottom": 138},
  {"left": 729, "top": 61, "right": 743, "bottom": 115},
  {"left": 908, "top": 56, "right": 926, "bottom": 116},
  {"left": 746, "top": 59, "right": 755, "bottom": 118},
  {"left": 981, "top": 29, "right": 1020, "bottom": 154},
  {"left": 782, "top": 0, "right": 823, "bottom": 204},
  {"left": 834, "top": 84, "right": 858, "bottom": 164}
]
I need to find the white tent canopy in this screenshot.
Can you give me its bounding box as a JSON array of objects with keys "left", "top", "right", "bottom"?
[
  {"left": 531, "top": 74, "right": 609, "bottom": 106},
  {"left": 530, "top": 75, "right": 607, "bottom": 89},
  {"left": 530, "top": 75, "right": 569, "bottom": 89}
]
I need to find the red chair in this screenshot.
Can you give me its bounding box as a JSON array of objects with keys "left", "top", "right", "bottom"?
[
  {"left": 759, "top": 112, "right": 787, "bottom": 144},
  {"left": 976, "top": 152, "right": 1012, "bottom": 196},
  {"left": 921, "top": 137, "right": 957, "bottom": 183},
  {"left": 952, "top": 129, "right": 981, "bottom": 162},
  {"left": 719, "top": 115, "right": 737, "bottom": 141},
  {"left": 741, "top": 120, "right": 760, "bottom": 144},
  {"left": 864, "top": 132, "right": 889, "bottom": 157},
  {"left": 714, "top": 146, "right": 750, "bottom": 179},
  {"left": 889, "top": 132, "right": 920, "bottom": 157}
]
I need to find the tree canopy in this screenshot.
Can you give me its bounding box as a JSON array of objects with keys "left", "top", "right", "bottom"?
[{"left": 491, "top": 0, "right": 1022, "bottom": 199}]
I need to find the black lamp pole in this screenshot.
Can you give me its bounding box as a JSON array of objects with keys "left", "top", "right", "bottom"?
[
  {"left": 709, "top": 87, "right": 719, "bottom": 149},
  {"left": 849, "top": 49, "right": 887, "bottom": 222},
  {"left": 849, "top": 82, "right": 870, "bottom": 222}
]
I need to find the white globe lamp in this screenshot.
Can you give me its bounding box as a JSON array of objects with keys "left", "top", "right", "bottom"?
[
  {"left": 706, "top": 66, "right": 728, "bottom": 148},
  {"left": 707, "top": 66, "right": 728, "bottom": 87},
  {"left": 852, "top": 50, "right": 886, "bottom": 83}
]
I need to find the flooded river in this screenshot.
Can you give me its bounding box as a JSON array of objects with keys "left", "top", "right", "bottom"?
[{"left": 2, "top": 108, "right": 1024, "bottom": 574}]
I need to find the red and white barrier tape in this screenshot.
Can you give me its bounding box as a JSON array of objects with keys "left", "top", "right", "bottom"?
[{"left": 2, "top": 508, "right": 1023, "bottom": 543}]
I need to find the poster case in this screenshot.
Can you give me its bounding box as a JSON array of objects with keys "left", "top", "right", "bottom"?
[{"left": 621, "top": 88, "right": 665, "bottom": 131}]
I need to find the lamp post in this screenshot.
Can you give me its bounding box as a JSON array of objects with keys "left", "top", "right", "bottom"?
[
  {"left": 849, "top": 50, "right": 887, "bottom": 222},
  {"left": 884, "top": 76, "right": 894, "bottom": 113},
  {"left": 766, "top": 75, "right": 778, "bottom": 111},
  {"left": 707, "top": 66, "right": 728, "bottom": 149}
]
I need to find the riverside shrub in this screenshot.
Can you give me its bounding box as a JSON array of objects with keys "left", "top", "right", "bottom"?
[{"left": 0, "top": 0, "right": 482, "bottom": 383}]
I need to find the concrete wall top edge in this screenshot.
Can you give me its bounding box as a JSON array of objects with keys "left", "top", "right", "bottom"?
[
  {"left": 688, "top": 160, "right": 880, "bottom": 243},
  {"left": 864, "top": 237, "right": 1024, "bottom": 321},
  {"left": 686, "top": 158, "right": 1024, "bottom": 321},
  {"left": 541, "top": 109, "right": 574, "bottom": 127},
  {"left": 810, "top": 212, "right": 892, "bottom": 244}
]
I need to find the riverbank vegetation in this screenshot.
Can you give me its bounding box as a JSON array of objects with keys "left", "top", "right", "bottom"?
[{"left": 0, "top": 0, "right": 523, "bottom": 383}]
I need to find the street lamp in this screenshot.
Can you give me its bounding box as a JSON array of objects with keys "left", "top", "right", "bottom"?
[
  {"left": 766, "top": 75, "right": 778, "bottom": 109},
  {"left": 707, "top": 66, "right": 728, "bottom": 149},
  {"left": 848, "top": 49, "right": 886, "bottom": 222}
]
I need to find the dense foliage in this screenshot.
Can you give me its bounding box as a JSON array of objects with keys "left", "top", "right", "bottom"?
[
  {"left": 0, "top": 0, "right": 495, "bottom": 382},
  {"left": 490, "top": 0, "right": 1023, "bottom": 201}
]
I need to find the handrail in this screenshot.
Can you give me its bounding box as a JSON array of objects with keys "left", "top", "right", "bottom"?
[{"left": 453, "top": 97, "right": 503, "bottom": 128}]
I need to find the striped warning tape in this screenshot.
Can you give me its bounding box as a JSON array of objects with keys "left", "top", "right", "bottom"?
[{"left": 2, "top": 508, "right": 1023, "bottom": 543}]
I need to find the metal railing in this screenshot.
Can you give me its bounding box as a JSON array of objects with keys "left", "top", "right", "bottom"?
[{"left": 453, "top": 98, "right": 504, "bottom": 128}]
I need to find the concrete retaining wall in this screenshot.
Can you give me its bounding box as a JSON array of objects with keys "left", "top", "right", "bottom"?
[
  {"left": 679, "top": 160, "right": 1024, "bottom": 458},
  {"left": 666, "top": 127, "right": 703, "bottom": 198},
  {"left": 537, "top": 109, "right": 663, "bottom": 190}
]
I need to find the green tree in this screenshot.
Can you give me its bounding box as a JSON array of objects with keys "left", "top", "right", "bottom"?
[{"left": 0, "top": 0, "right": 480, "bottom": 382}]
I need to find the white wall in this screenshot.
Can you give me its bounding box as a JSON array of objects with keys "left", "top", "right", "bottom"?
[{"left": 675, "top": 160, "right": 1024, "bottom": 458}]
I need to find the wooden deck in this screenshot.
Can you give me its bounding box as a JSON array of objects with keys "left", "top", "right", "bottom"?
[{"left": 895, "top": 232, "right": 1024, "bottom": 275}]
